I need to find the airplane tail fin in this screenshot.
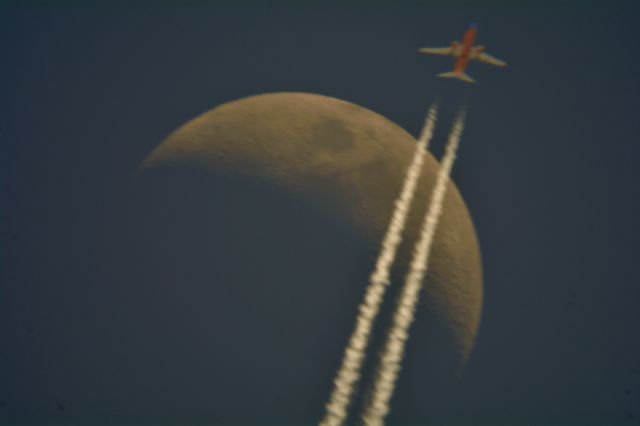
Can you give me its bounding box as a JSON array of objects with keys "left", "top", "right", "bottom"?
[{"left": 437, "top": 71, "right": 475, "bottom": 83}]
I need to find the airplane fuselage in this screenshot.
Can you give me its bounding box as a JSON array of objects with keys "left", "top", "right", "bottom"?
[{"left": 454, "top": 27, "right": 478, "bottom": 74}]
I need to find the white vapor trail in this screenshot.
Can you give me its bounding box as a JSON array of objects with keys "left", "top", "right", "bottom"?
[
  {"left": 319, "top": 104, "right": 439, "bottom": 426},
  {"left": 361, "top": 110, "right": 466, "bottom": 426}
]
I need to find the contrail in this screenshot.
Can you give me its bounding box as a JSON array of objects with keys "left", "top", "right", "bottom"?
[
  {"left": 319, "top": 104, "right": 439, "bottom": 426},
  {"left": 361, "top": 109, "right": 466, "bottom": 426}
]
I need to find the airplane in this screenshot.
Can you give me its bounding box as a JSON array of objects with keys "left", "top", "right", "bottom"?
[{"left": 418, "top": 23, "right": 506, "bottom": 83}]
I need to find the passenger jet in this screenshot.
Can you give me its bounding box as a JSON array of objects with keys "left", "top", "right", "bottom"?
[{"left": 419, "top": 23, "right": 506, "bottom": 83}]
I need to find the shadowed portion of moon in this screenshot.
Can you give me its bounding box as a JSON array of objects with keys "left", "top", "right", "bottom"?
[{"left": 139, "top": 92, "right": 483, "bottom": 422}]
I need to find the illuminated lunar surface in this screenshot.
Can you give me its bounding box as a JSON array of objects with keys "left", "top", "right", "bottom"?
[{"left": 140, "top": 92, "right": 483, "bottom": 420}]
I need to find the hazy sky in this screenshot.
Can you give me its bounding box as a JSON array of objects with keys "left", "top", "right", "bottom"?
[{"left": 1, "top": 3, "right": 639, "bottom": 425}]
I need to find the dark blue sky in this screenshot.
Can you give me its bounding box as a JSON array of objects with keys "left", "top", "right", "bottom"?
[{"left": 1, "top": 3, "right": 639, "bottom": 425}]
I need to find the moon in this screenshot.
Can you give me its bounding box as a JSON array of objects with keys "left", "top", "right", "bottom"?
[{"left": 139, "top": 92, "right": 482, "bottom": 419}]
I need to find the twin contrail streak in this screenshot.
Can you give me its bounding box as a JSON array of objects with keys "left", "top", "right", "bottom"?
[
  {"left": 361, "top": 110, "right": 466, "bottom": 426},
  {"left": 319, "top": 105, "right": 439, "bottom": 426}
]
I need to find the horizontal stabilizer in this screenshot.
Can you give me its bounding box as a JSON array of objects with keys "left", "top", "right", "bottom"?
[{"left": 437, "top": 71, "right": 476, "bottom": 83}]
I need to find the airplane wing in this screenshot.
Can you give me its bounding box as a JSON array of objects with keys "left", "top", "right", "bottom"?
[
  {"left": 418, "top": 47, "right": 456, "bottom": 57},
  {"left": 474, "top": 51, "right": 507, "bottom": 67}
]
